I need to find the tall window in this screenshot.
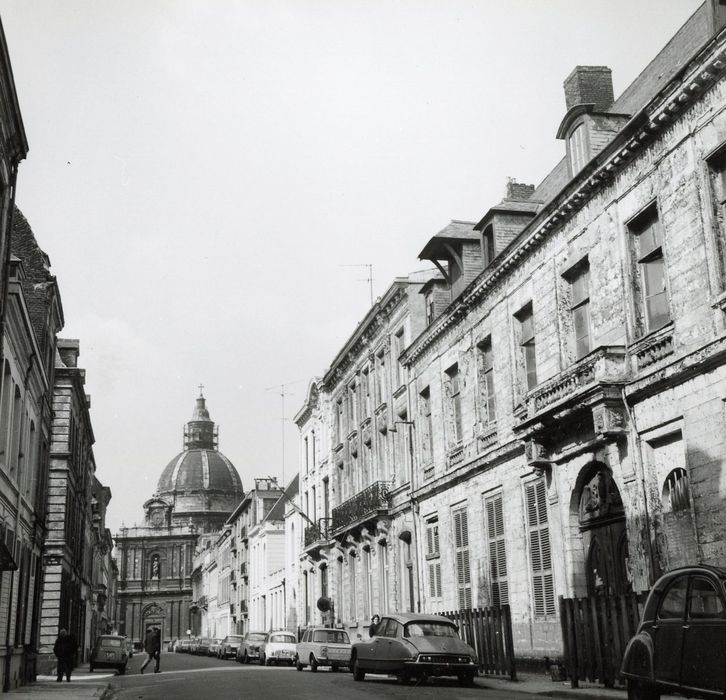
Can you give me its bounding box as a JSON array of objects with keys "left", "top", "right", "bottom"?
[
  {"left": 516, "top": 303, "right": 537, "bottom": 390},
  {"left": 363, "top": 548, "right": 373, "bottom": 619},
  {"left": 485, "top": 494, "right": 508, "bottom": 606},
  {"left": 420, "top": 387, "right": 434, "bottom": 467},
  {"left": 393, "top": 328, "right": 405, "bottom": 388},
  {"left": 304, "top": 436, "right": 309, "bottom": 473},
  {"left": 453, "top": 507, "right": 472, "bottom": 609},
  {"left": 482, "top": 225, "right": 495, "bottom": 267},
  {"left": 349, "top": 554, "right": 357, "bottom": 620},
  {"left": 377, "top": 353, "right": 387, "bottom": 405},
  {"left": 379, "top": 542, "right": 389, "bottom": 612},
  {"left": 526, "top": 478, "right": 555, "bottom": 617},
  {"left": 568, "top": 260, "right": 591, "bottom": 358},
  {"left": 320, "top": 565, "right": 328, "bottom": 599},
  {"left": 478, "top": 337, "right": 496, "bottom": 424},
  {"left": 335, "top": 400, "right": 343, "bottom": 444},
  {"left": 361, "top": 368, "right": 371, "bottom": 418},
  {"left": 569, "top": 123, "right": 588, "bottom": 175},
  {"left": 426, "top": 517, "right": 442, "bottom": 600},
  {"left": 630, "top": 205, "right": 669, "bottom": 333},
  {"left": 445, "top": 363, "right": 462, "bottom": 445},
  {"left": 348, "top": 381, "right": 358, "bottom": 427}
]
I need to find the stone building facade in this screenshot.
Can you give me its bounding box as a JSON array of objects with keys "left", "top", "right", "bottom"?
[
  {"left": 37, "top": 340, "right": 111, "bottom": 670},
  {"left": 295, "top": 1, "right": 726, "bottom": 660},
  {"left": 115, "top": 394, "right": 243, "bottom": 646}
]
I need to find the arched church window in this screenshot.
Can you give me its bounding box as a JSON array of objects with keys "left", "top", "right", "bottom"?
[{"left": 662, "top": 468, "right": 690, "bottom": 514}]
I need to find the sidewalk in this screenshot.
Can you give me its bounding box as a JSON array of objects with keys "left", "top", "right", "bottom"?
[
  {"left": 480, "top": 671, "right": 626, "bottom": 699},
  {"left": 5, "top": 663, "right": 112, "bottom": 698}
]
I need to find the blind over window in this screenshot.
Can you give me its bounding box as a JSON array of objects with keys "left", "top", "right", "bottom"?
[
  {"left": 526, "top": 479, "right": 555, "bottom": 617},
  {"left": 485, "top": 494, "right": 508, "bottom": 606},
  {"left": 453, "top": 508, "right": 472, "bottom": 609}
]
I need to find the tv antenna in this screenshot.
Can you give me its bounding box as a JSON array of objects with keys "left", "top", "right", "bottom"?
[
  {"left": 340, "top": 263, "right": 374, "bottom": 306},
  {"left": 265, "top": 380, "right": 304, "bottom": 485}
]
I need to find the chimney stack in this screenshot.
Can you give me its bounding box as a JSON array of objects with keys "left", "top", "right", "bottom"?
[
  {"left": 58, "top": 338, "right": 80, "bottom": 368},
  {"left": 505, "top": 179, "right": 536, "bottom": 201},
  {"left": 564, "top": 66, "right": 614, "bottom": 112}
]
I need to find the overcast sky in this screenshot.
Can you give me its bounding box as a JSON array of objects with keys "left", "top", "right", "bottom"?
[{"left": 0, "top": 1, "right": 702, "bottom": 532}]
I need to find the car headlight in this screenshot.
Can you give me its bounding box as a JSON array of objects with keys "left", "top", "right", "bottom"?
[
  {"left": 320, "top": 647, "right": 328, "bottom": 657},
  {"left": 418, "top": 654, "right": 433, "bottom": 663}
]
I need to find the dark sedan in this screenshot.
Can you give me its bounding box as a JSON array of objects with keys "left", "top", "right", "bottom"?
[
  {"left": 351, "top": 613, "right": 478, "bottom": 685},
  {"left": 621, "top": 565, "right": 726, "bottom": 699}
]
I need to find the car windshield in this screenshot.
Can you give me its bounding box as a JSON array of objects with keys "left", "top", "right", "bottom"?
[
  {"left": 227, "top": 636, "right": 243, "bottom": 642},
  {"left": 313, "top": 630, "right": 349, "bottom": 644},
  {"left": 248, "top": 633, "right": 266, "bottom": 641},
  {"left": 270, "top": 634, "right": 295, "bottom": 643},
  {"left": 404, "top": 622, "right": 458, "bottom": 638},
  {"left": 100, "top": 638, "right": 123, "bottom": 647}
]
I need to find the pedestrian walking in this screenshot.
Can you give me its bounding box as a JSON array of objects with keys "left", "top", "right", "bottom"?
[
  {"left": 53, "top": 628, "right": 76, "bottom": 682},
  {"left": 140, "top": 627, "right": 161, "bottom": 674}
]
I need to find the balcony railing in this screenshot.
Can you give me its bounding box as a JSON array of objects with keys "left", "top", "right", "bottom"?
[
  {"left": 331, "top": 480, "right": 392, "bottom": 534},
  {"left": 304, "top": 523, "right": 329, "bottom": 548}
]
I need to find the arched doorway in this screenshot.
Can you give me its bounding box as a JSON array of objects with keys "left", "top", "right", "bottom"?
[{"left": 577, "top": 465, "right": 631, "bottom": 596}]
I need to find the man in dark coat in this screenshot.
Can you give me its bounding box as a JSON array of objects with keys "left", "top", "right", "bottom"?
[
  {"left": 53, "top": 629, "right": 76, "bottom": 682},
  {"left": 140, "top": 627, "right": 161, "bottom": 673}
]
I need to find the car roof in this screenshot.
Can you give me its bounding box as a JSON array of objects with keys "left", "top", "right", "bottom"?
[
  {"left": 98, "top": 635, "right": 125, "bottom": 641},
  {"left": 380, "top": 613, "right": 456, "bottom": 625},
  {"left": 656, "top": 565, "right": 726, "bottom": 586}
]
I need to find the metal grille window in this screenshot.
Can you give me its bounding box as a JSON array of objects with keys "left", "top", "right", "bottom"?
[
  {"left": 663, "top": 468, "right": 690, "bottom": 514},
  {"left": 426, "top": 518, "right": 442, "bottom": 599},
  {"left": 516, "top": 304, "right": 537, "bottom": 390},
  {"left": 630, "top": 205, "right": 670, "bottom": 333},
  {"left": 453, "top": 508, "right": 472, "bottom": 609},
  {"left": 526, "top": 478, "right": 555, "bottom": 617},
  {"left": 485, "top": 493, "right": 508, "bottom": 606},
  {"left": 478, "top": 337, "right": 496, "bottom": 424}
]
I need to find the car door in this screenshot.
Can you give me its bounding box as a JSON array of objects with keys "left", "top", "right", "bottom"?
[
  {"left": 680, "top": 575, "right": 726, "bottom": 693},
  {"left": 652, "top": 574, "right": 688, "bottom": 688},
  {"left": 376, "top": 620, "right": 406, "bottom": 673}
]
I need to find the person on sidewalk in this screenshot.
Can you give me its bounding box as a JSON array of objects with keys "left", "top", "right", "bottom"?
[
  {"left": 53, "top": 628, "right": 76, "bottom": 682},
  {"left": 140, "top": 627, "right": 161, "bottom": 674}
]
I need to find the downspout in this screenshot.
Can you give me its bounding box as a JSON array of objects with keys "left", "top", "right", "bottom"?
[{"left": 621, "top": 387, "right": 656, "bottom": 585}]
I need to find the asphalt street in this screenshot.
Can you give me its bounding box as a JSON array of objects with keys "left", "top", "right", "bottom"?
[{"left": 104, "top": 651, "right": 532, "bottom": 700}]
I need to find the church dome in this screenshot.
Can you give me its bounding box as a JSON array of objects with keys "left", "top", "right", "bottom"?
[{"left": 152, "top": 392, "right": 243, "bottom": 532}]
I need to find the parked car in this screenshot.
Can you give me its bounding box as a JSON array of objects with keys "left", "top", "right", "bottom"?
[
  {"left": 351, "top": 613, "right": 477, "bottom": 685},
  {"left": 621, "top": 565, "right": 726, "bottom": 700},
  {"left": 296, "top": 627, "right": 351, "bottom": 672},
  {"left": 219, "top": 634, "right": 244, "bottom": 659},
  {"left": 195, "top": 638, "right": 211, "bottom": 655},
  {"left": 208, "top": 638, "right": 222, "bottom": 657},
  {"left": 260, "top": 630, "right": 297, "bottom": 666},
  {"left": 236, "top": 631, "right": 267, "bottom": 663},
  {"left": 176, "top": 638, "right": 192, "bottom": 653},
  {"left": 89, "top": 634, "right": 129, "bottom": 675}
]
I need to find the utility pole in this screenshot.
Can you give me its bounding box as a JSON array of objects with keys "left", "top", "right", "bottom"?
[{"left": 340, "top": 263, "right": 374, "bottom": 306}]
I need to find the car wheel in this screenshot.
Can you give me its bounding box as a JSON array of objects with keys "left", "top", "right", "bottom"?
[
  {"left": 259, "top": 653, "right": 265, "bottom": 666},
  {"left": 458, "top": 673, "right": 475, "bottom": 686},
  {"left": 266, "top": 657, "right": 274, "bottom": 666},
  {"left": 310, "top": 655, "right": 318, "bottom": 672},
  {"left": 352, "top": 657, "right": 365, "bottom": 682},
  {"left": 118, "top": 665, "right": 126, "bottom": 675},
  {"left": 331, "top": 664, "right": 338, "bottom": 672},
  {"left": 627, "top": 680, "right": 660, "bottom": 700},
  {"left": 295, "top": 656, "right": 304, "bottom": 672}
]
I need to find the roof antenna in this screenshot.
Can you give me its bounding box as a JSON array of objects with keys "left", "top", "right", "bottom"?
[{"left": 340, "top": 263, "right": 374, "bottom": 306}]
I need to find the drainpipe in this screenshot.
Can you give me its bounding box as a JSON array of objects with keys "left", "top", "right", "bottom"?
[{"left": 621, "top": 387, "right": 656, "bottom": 585}]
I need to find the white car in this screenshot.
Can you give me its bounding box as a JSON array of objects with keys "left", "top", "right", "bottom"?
[
  {"left": 259, "top": 630, "right": 297, "bottom": 666},
  {"left": 296, "top": 627, "right": 351, "bottom": 672}
]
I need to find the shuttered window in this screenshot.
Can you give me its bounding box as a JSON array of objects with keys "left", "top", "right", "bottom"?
[
  {"left": 526, "top": 479, "right": 555, "bottom": 617},
  {"left": 426, "top": 518, "right": 442, "bottom": 599},
  {"left": 485, "top": 494, "right": 508, "bottom": 606},
  {"left": 453, "top": 508, "right": 472, "bottom": 609}
]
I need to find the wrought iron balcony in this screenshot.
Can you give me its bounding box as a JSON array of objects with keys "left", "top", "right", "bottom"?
[
  {"left": 304, "top": 523, "right": 329, "bottom": 548},
  {"left": 331, "top": 480, "right": 392, "bottom": 535}
]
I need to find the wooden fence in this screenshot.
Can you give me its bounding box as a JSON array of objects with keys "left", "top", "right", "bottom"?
[
  {"left": 559, "top": 593, "right": 645, "bottom": 688},
  {"left": 442, "top": 605, "right": 516, "bottom": 680}
]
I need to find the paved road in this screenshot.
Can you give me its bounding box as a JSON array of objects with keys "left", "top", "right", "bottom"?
[{"left": 104, "top": 651, "right": 530, "bottom": 700}]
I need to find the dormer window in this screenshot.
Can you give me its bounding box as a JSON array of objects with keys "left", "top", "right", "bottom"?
[
  {"left": 569, "top": 123, "right": 588, "bottom": 175},
  {"left": 482, "top": 225, "right": 495, "bottom": 267}
]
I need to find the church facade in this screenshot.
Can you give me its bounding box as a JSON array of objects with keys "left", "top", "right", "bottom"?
[{"left": 115, "top": 394, "right": 243, "bottom": 646}]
